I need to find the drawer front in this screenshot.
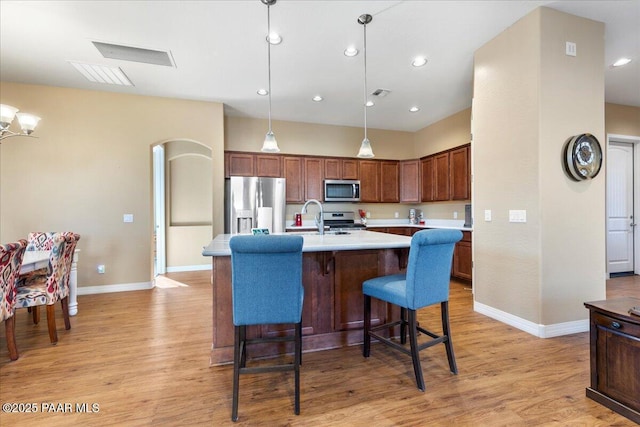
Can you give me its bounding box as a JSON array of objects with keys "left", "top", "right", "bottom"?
[{"left": 593, "top": 312, "right": 640, "bottom": 337}]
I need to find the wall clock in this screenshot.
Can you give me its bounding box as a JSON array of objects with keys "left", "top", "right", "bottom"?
[{"left": 562, "top": 133, "right": 602, "bottom": 181}]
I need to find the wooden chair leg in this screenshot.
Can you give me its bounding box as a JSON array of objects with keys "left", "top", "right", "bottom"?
[
  {"left": 231, "top": 325, "right": 242, "bottom": 422},
  {"left": 61, "top": 297, "right": 71, "bottom": 330},
  {"left": 5, "top": 316, "right": 19, "bottom": 361},
  {"left": 441, "top": 301, "right": 458, "bottom": 374},
  {"left": 294, "top": 322, "right": 301, "bottom": 415},
  {"left": 363, "top": 295, "right": 371, "bottom": 357},
  {"left": 46, "top": 305, "right": 58, "bottom": 344},
  {"left": 408, "top": 309, "right": 425, "bottom": 391},
  {"left": 32, "top": 306, "right": 40, "bottom": 324}
]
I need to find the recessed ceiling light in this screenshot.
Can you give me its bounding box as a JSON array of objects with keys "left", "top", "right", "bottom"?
[
  {"left": 409, "top": 106, "right": 420, "bottom": 112},
  {"left": 312, "top": 95, "right": 323, "bottom": 102},
  {"left": 267, "top": 33, "right": 282, "bottom": 45},
  {"left": 365, "top": 100, "right": 374, "bottom": 107},
  {"left": 412, "top": 56, "right": 427, "bottom": 67},
  {"left": 344, "top": 47, "right": 359, "bottom": 57},
  {"left": 257, "top": 89, "right": 268, "bottom": 96},
  {"left": 68, "top": 61, "right": 133, "bottom": 86},
  {"left": 612, "top": 57, "right": 632, "bottom": 67}
]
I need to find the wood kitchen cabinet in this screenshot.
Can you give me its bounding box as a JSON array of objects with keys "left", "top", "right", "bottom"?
[
  {"left": 452, "top": 231, "right": 472, "bottom": 281},
  {"left": 421, "top": 156, "right": 435, "bottom": 202},
  {"left": 400, "top": 159, "right": 420, "bottom": 203},
  {"left": 359, "top": 160, "right": 381, "bottom": 202},
  {"left": 325, "top": 158, "right": 359, "bottom": 180},
  {"left": 304, "top": 157, "right": 324, "bottom": 201},
  {"left": 450, "top": 144, "right": 470, "bottom": 200},
  {"left": 283, "top": 156, "right": 304, "bottom": 203},
  {"left": 255, "top": 154, "right": 281, "bottom": 177},
  {"left": 225, "top": 152, "right": 255, "bottom": 177},
  {"left": 434, "top": 152, "right": 450, "bottom": 201},
  {"left": 380, "top": 161, "right": 400, "bottom": 203},
  {"left": 584, "top": 298, "right": 640, "bottom": 424}
]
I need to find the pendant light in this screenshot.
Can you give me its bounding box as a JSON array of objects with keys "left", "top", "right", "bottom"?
[
  {"left": 357, "top": 14, "right": 374, "bottom": 158},
  {"left": 261, "top": 0, "right": 280, "bottom": 153}
]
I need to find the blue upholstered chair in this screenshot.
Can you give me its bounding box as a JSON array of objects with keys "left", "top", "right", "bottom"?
[
  {"left": 363, "top": 229, "right": 462, "bottom": 391},
  {"left": 229, "top": 234, "right": 304, "bottom": 422}
]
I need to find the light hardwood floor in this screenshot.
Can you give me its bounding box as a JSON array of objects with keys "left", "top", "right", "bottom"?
[{"left": 1, "top": 273, "right": 638, "bottom": 426}]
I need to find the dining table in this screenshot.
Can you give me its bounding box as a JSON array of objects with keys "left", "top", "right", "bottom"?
[{"left": 20, "top": 249, "right": 80, "bottom": 316}]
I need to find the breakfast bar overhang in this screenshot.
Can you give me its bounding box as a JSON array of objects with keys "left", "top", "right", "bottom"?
[{"left": 203, "top": 231, "right": 412, "bottom": 365}]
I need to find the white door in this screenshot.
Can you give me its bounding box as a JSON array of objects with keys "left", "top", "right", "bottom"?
[
  {"left": 153, "top": 145, "right": 166, "bottom": 276},
  {"left": 607, "top": 142, "right": 634, "bottom": 274}
]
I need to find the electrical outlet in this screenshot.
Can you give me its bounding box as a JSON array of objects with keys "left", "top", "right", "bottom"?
[
  {"left": 484, "top": 210, "right": 492, "bottom": 221},
  {"left": 97, "top": 264, "right": 106, "bottom": 274},
  {"left": 394, "top": 212, "right": 399, "bottom": 218},
  {"left": 453, "top": 211, "right": 458, "bottom": 219},
  {"left": 366, "top": 211, "right": 371, "bottom": 219},
  {"left": 565, "top": 41, "right": 577, "bottom": 57}
]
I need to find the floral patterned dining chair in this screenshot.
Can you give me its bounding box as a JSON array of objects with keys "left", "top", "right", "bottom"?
[
  {"left": 15, "top": 233, "right": 68, "bottom": 344},
  {"left": 1, "top": 239, "right": 27, "bottom": 360}
]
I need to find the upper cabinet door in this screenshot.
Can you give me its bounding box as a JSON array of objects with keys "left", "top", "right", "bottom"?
[
  {"left": 304, "top": 157, "right": 324, "bottom": 201},
  {"left": 341, "top": 159, "right": 359, "bottom": 180},
  {"left": 380, "top": 161, "right": 400, "bottom": 203},
  {"left": 325, "top": 158, "right": 359, "bottom": 180},
  {"left": 450, "top": 145, "right": 470, "bottom": 200},
  {"left": 433, "top": 152, "right": 450, "bottom": 201},
  {"left": 421, "top": 156, "right": 435, "bottom": 202},
  {"left": 256, "top": 154, "right": 282, "bottom": 177},
  {"left": 226, "top": 152, "right": 255, "bottom": 177},
  {"left": 283, "top": 156, "right": 304, "bottom": 203},
  {"left": 400, "top": 159, "right": 420, "bottom": 203},
  {"left": 359, "top": 160, "right": 380, "bottom": 202}
]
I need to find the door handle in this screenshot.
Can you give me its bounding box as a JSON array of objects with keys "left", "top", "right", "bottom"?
[{"left": 631, "top": 223, "right": 637, "bottom": 227}]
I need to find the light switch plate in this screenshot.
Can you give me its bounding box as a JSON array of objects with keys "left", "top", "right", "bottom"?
[
  {"left": 509, "top": 210, "right": 527, "bottom": 223},
  {"left": 484, "top": 210, "right": 492, "bottom": 221},
  {"left": 123, "top": 214, "right": 134, "bottom": 223}
]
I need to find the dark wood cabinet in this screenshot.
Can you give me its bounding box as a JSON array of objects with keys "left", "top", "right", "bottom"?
[
  {"left": 283, "top": 156, "right": 304, "bottom": 203},
  {"left": 325, "top": 158, "right": 359, "bottom": 180},
  {"left": 380, "top": 161, "right": 400, "bottom": 203},
  {"left": 255, "top": 154, "right": 281, "bottom": 177},
  {"left": 359, "top": 160, "right": 380, "bottom": 202},
  {"left": 304, "top": 157, "right": 324, "bottom": 201},
  {"left": 452, "top": 231, "right": 472, "bottom": 281},
  {"left": 421, "top": 156, "right": 435, "bottom": 202},
  {"left": 225, "top": 152, "right": 255, "bottom": 177},
  {"left": 400, "top": 159, "right": 420, "bottom": 203},
  {"left": 584, "top": 298, "right": 640, "bottom": 424},
  {"left": 434, "top": 152, "right": 450, "bottom": 201},
  {"left": 450, "top": 145, "right": 470, "bottom": 200}
]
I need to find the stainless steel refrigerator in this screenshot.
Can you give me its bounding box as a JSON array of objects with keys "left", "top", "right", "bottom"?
[{"left": 225, "top": 176, "right": 286, "bottom": 234}]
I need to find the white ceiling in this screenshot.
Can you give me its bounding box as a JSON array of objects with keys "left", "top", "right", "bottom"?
[{"left": 1, "top": 0, "right": 638, "bottom": 132}]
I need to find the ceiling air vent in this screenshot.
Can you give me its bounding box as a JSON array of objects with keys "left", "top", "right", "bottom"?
[
  {"left": 371, "top": 89, "right": 391, "bottom": 97},
  {"left": 92, "top": 41, "right": 176, "bottom": 67}
]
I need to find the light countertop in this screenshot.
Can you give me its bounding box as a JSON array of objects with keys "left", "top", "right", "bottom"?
[
  {"left": 202, "top": 230, "right": 412, "bottom": 257},
  {"left": 285, "top": 218, "right": 472, "bottom": 232}
]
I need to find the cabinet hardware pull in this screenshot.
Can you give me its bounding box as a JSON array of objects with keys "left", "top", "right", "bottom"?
[{"left": 611, "top": 321, "right": 622, "bottom": 329}]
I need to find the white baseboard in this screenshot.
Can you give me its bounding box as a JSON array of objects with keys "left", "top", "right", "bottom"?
[
  {"left": 473, "top": 301, "right": 589, "bottom": 338},
  {"left": 166, "top": 264, "right": 211, "bottom": 273},
  {"left": 77, "top": 281, "right": 153, "bottom": 295}
]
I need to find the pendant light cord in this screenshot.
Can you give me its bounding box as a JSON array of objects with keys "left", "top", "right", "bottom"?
[
  {"left": 267, "top": 4, "right": 273, "bottom": 134},
  {"left": 363, "top": 22, "right": 368, "bottom": 141}
]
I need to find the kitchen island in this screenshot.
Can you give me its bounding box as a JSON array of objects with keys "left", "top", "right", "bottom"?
[{"left": 202, "top": 230, "right": 412, "bottom": 365}]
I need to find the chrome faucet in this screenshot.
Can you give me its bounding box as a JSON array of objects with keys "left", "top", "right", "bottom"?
[{"left": 301, "top": 199, "right": 325, "bottom": 235}]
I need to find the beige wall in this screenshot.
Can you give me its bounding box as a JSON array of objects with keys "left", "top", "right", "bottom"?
[
  {"left": 414, "top": 108, "right": 471, "bottom": 158},
  {"left": 605, "top": 103, "right": 640, "bottom": 137},
  {"left": 0, "top": 82, "right": 224, "bottom": 288},
  {"left": 473, "top": 7, "right": 605, "bottom": 328},
  {"left": 225, "top": 116, "right": 415, "bottom": 159}
]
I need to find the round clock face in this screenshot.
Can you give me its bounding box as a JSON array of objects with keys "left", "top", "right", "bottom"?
[{"left": 563, "top": 134, "right": 602, "bottom": 181}]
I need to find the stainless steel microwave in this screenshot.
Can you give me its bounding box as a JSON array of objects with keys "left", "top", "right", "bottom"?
[{"left": 324, "top": 180, "right": 361, "bottom": 202}]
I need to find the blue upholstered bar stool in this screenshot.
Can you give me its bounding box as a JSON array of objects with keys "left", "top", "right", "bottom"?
[
  {"left": 363, "top": 229, "right": 462, "bottom": 391},
  {"left": 229, "top": 234, "right": 304, "bottom": 422}
]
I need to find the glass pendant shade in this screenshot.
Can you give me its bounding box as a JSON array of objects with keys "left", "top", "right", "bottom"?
[
  {"left": 16, "top": 113, "right": 41, "bottom": 134},
  {"left": 0, "top": 104, "right": 19, "bottom": 130},
  {"left": 261, "top": 131, "right": 280, "bottom": 153},
  {"left": 357, "top": 137, "right": 374, "bottom": 158}
]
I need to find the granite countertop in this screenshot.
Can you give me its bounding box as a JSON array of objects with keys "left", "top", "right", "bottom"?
[{"left": 202, "top": 230, "right": 412, "bottom": 257}]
